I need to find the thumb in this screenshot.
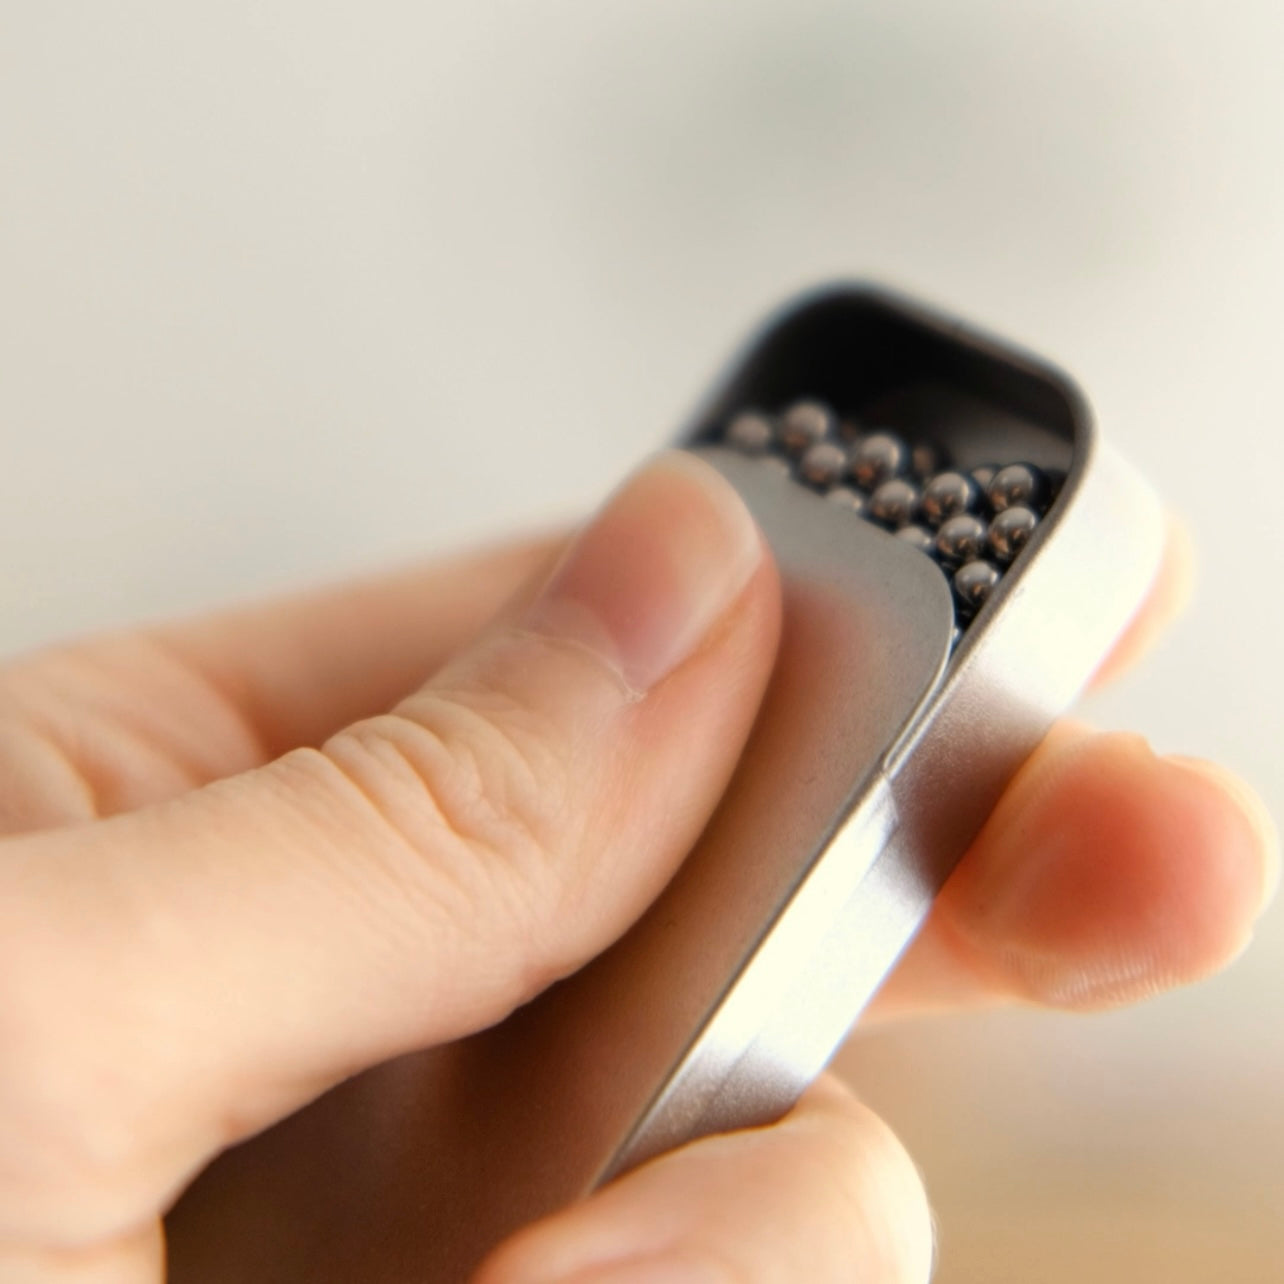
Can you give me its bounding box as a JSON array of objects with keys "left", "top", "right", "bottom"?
[{"left": 0, "top": 451, "right": 780, "bottom": 1247}]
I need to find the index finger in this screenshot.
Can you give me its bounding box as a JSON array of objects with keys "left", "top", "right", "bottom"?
[{"left": 0, "top": 534, "right": 567, "bottom": 831}]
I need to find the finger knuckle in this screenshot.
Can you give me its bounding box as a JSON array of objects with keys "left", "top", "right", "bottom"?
[{"left": 318, "top": 685, "right": 580, "bottom": 957}]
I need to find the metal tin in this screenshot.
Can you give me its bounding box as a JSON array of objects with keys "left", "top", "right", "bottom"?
[{"left": 167, "top": 285, "right": 1165, "bottom": 1284}]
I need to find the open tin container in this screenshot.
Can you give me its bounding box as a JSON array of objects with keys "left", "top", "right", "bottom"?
[{"left": 167, "top": 285, "right": 1164, "bottom": 1284}]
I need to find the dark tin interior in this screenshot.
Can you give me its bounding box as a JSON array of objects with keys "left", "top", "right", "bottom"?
[{"left": 686, "top": 284, "right": 1082, "bottom": 476}]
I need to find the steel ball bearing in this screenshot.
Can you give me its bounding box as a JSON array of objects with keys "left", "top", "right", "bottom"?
[
  {"left": 987, "top": 462, "right": 1050, "bottom": 514},
  {"left": 849, "top": 431, "right": 909, "bottom": 491},
  {"left": 798, "top": 441, "right": 849, "bottom": 489},
  {"left": 725, "top": 411, "right": 774, "bottom": 455},
  {"left": 919, "top": 470, "right": 980, "bottom": 527},
  {"left": 988, "top": 504, "right": 1039, "bottom": 564},
  {"left": 935, "top": 513, "right": 988, "bottom": 566},
  {"left": 895, "top": 523, "right": 936, "bottom": 555},
  {"left": 826, "top": 486, "right": 867, "bottom": 514},
  {"left": 869, "top": 478, "right": 920, "bottom": 528},
  {"left": 779, "top": 400, "right": 836, "bottom": 456},
  {"left": 953, "top": 558, "right": 1001, "bottom": 616}
]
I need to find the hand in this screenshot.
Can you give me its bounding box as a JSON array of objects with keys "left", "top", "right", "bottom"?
[{"left": 0, "top": 453, "right": 1274, "bottom": 1284}]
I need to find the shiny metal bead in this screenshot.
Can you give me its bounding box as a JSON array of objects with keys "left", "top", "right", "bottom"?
[
  {"left": 969, "top": 463, "right": 998, "bottom": 492},
  {"left": 849, "top": 431, "right": 909, "bottom": 490},
  {"left": 895, "top": 523, "right": 936, "bottom": 555},
  {"left": 825, "top": 486, "right": 867, "bottom": 514},
  {"left": 779, "top": 400, "right": 835, "bottom": 456},
  {"left": 988, "top": 504, "right": 1038, "bottom": 564},
  {"left": 724, "top": 411, "right": 774, "bottom": 455},
  {"left": 869, "top": 478, "right": 920, "bottom": 528},
  {"left": 935, "top": 513, "right": 988, "bottom": 566},
  {"left": 919, "top": 470, "right": 980, "bottom": 527},
  {"left": 988, "top": 462, "right": 1050, "bottom": 514},
  {"left": 911, "top": 441, "right": 945, "bottom": 480},
  {"left": 798, "top": 441, "right": 849, "bottom": 489},
  {"left": 953, "top": 559, "right": 1001, "bottom": 616}
]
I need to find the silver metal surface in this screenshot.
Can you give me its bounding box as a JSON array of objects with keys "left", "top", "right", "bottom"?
[
  {"left": 798, "top": 440, "right": 849, "bottom": 488},
  {"left": 850, "top": 431, "right": 909, "bottom": 490},
  {"left": 869, "top": 477, "right": 921, "bottom": 528},
  {"left": 779, "top": 399, "right": 835, "bottom": 455},
  {"left": 825, "top": 485, "right": 866, "bottom": 512},
  {"left": 988, "top": 461, "right": 1051, "bottom": 513},
  {"left": 725, "top": 410, "right": 774, "bottom": 455},
  {"left": 920, "top": 470, "right": 981, "bottom": 526},
  {"left": 165, "top": 286, "right": 1167, "bottom": 1283},
  {"left": 952, "top": 558, "right": 1002, "bottom": 615},
  {"left": 988, "top": 504, "right": 1039, "bottom": 563},
  {"left": 896, "top": 523, "right": 937, "bottom": 555},
  {"left": 936, "top": 512, "right": 989, "bottom": 566}
]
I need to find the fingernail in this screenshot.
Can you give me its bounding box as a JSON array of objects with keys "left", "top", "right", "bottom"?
[
  {"left": 522, "top": 451, "right": 763, "bottom": 693},
  {"left": 1166, "top": 757, "right": 1281, "bottom": 916},
  {"left": 542, "top": 1254, "right": 728, "bottom": 1284}
]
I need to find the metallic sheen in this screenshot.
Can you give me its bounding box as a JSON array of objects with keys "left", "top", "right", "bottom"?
[
  {"left": 725, "top": 411, "right": 774, "bottom": 455},
  {"left": 850, "top": 431, "right": 909, "bottom": 491},
  {"left": 798, "top": 441, "right": 849, "bottom": 489},
  {"left": 935, "top": 513, "right": 988, "bottom": 566},
  {"left": 919, "top": 470, "right": 980, "bottom": 527},
  {"left": 895, "top": 523, "right": 936, "bottom": 555},
  {"left": 988, "top": 462, "right": 1050, "bottom": 514},
  {"left": 779, "top": 400, "right": 835, "bottom": 456},
  {"left": 825, "top": 486, "right": 867, "bottom": 514},
  {"left": 164, "top": 286, "right": 1168, "bottom": 1284},
  {"left": 869, "top": 478, "right": 921, "bottom": 528},
  {"left": 953, "top": 558, "right": 1002, "bottom": 616},
  {"left": 988, "top": 504, "right": 1039, "bottom": 564}
]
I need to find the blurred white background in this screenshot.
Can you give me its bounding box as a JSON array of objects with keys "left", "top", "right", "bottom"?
[{"left": 2, "top": 2, "right": 1280, "bottom": 1279}]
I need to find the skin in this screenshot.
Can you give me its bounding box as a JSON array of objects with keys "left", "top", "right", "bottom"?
[{"left": 0, "top": 453, "right": 1275, "bottom": 1284}]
